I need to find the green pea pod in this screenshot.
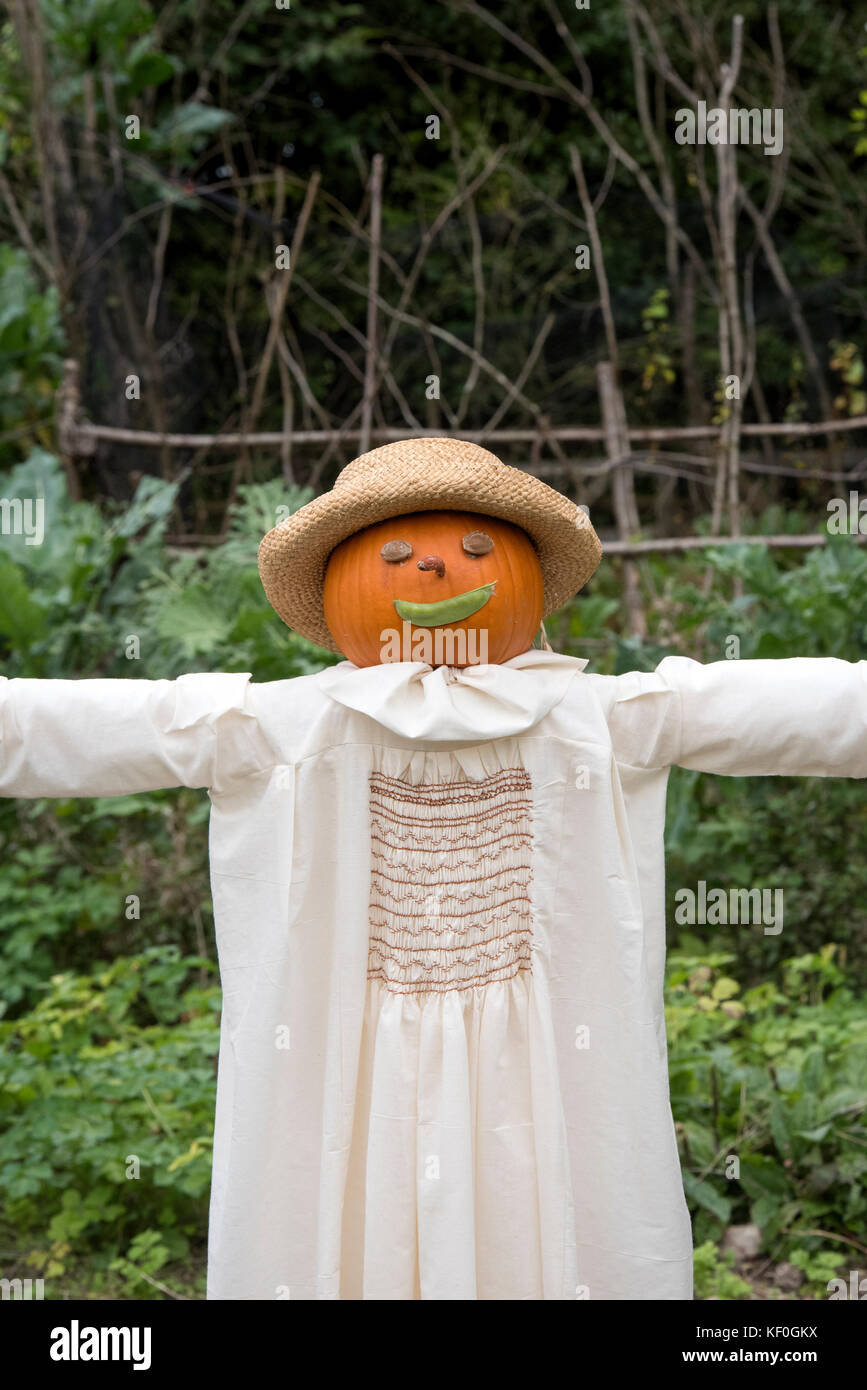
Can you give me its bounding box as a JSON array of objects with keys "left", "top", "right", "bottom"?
[{"left": 393, "top": 581, "right": 496, "bottom": 627}]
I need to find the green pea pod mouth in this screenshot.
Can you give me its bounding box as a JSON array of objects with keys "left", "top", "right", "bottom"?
[{"left": 393, "top": 581, "right": 496, "bottom": 627}]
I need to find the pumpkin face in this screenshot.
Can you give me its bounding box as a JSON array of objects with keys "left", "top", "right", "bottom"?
[{"left": 322, "top": 510, "right": 545, "bottom": 668}]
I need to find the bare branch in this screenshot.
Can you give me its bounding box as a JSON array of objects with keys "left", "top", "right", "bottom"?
[
  {"left": 247, "top": 170, "right": 321, "bottom": 431},
  {"left": 570, "top": 144, "right": 619, "bottom": 372},
  {"left": 448, "top": 0, "right": 717, "bottom": 300},
  {"left": 360, "top": 154, "right": 384, "bottom": 454}
]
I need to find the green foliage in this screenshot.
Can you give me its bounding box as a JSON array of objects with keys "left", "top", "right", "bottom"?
[
  {"left": 138, "top": 478, "right": 333, "bottom": 680},
  {"left": 0, "top": 945, "right": 218, "bottom": 1298},
  {"left": 39, "top": 0, "right": 233, "bottom": 168},
  {"left": 638, "top": 287, "right": 676, "bottom": 402},
  {"left": 0, "top": 247, "right": 65, "bottom": 462},
  {"left": 0, "top": 842, "right": 119, "bottom": 1010},
  {"left": 0, "top": 450, "right": 336, "bottom": 680},
  {"left": 688, "top": 535, "right": 867, "bottom": 661},
  {"left": 669, "top": 948, "right": 867, "bottom": 1267},
  {"left": 692, "top": 1241, "right": 753, "bottom": 1301},
  {"left": 829, "top": 341, "right": 867, "bottom": 417},
  {"left": 788, "top": 1246, "right": 848, "bottom": 1298}
]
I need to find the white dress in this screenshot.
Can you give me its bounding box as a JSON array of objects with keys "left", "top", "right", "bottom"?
[{"left": 1, "top": 650, "right": 865, "bottom": 1299}]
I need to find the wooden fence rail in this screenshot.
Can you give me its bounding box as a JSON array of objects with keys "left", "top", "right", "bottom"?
[
  {"left": 55, "top": 352, "right": 867, "bottom": 598},
  {"left": 603, "top": 532, "right": 867, "bottom": 556},
  {"left": 60, "top": 413, "right": 867, "bottom": 451}
]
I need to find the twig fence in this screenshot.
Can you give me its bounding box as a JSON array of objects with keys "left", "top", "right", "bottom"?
[
  {"left": 56, "top": 355, "right": 867, "bottom": 558},
  {"left": 52, "top": 147, "right": 867, "bottom": 583}
]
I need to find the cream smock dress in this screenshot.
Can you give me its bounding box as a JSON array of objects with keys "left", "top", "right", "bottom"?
[{"left": 1, "top": 650, "right": 865, "bottom": 1300}]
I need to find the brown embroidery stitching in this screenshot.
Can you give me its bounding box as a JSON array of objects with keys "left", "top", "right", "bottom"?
[{"left": 368, "top": 765, "right": 534, "bottom": 995}]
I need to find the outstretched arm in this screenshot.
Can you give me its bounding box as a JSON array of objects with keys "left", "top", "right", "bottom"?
[
  {"left": 0, "top": 672, "right": 267, "bottom": 798},
  {"left": 599, "top": 655, "right": 867, "bottom": 778},
  {"left": 660, "top": 655, "right": 867, "bottom": 778}
]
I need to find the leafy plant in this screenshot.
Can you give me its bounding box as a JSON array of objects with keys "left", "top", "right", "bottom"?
[
  {"left": 0, "top": 247, "right": 65, "bottom": 462},
  {"left": 692, "top": 1240, "right": 753, "bottom": 1301},
  {"left": 0, "top": 945, "right": 219, "bottom": 1298},
  {"left": 788, "top": 1246, "right": 849, "bottom": 1298},
  {"left": 669, "top": 948, "right": 867, "bottom": 1265}
]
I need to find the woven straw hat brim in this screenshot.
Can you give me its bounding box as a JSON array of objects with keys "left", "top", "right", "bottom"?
[{"left": 258, "top": 438, "right": 602, "bottom": 653}]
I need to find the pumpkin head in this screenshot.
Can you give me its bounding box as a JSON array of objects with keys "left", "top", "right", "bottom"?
[{"left": 322, "top": 510, "right": 545, "bottom": 668}]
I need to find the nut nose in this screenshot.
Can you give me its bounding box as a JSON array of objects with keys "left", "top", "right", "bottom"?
[{"left": 417, "top": 555, "right": 446, "bottom": 577}]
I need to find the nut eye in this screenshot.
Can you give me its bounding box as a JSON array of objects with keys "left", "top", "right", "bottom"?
[
  {"left": 461, "top": 530, "right": 493, "bottom": 556},
  {"left": 380, "top": 539, "right": 412, "bottom": 562}
]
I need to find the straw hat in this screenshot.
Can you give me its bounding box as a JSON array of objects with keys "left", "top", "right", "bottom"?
[{"left": 258, "top": 437, "right": 602, "bottom": 652}]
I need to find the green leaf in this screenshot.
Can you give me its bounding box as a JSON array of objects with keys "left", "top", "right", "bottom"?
[
  {"left": 797, "top": 1124, "right": 831, "bottom": 1143},
  {"left": 128, "top": 52, "right": 175, "bottom": 89},
  {"left": 739, "top": 1155, "right": 791, "bottom": 1199},
  {"left": 712, "top": 977, "right": 740, "bottom": 1001},
  {"left": 115, "top": 473, "right": 181, "bottom": 538},
  {"left": 682, "top": 1171, "right": 732, "bottom": 1223},
  {"left": 153, "top": 588, "right": 233, "bottom": 657},
  {"left": 0, "top": 555, "right": 48, "bottom": 644},
  {"left": 158, "top": 103, "right": 235, "bottom": 151}
]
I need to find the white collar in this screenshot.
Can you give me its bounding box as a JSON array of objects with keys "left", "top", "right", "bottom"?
[{"left": 315, "top": 649, "right": 588, "bottom": 742}]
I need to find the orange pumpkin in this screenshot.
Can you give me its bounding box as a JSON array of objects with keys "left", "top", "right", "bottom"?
[{"left": 323, "top": 510, "right": 544, "bottom": 668}]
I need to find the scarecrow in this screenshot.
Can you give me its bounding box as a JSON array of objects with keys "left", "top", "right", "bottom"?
[{"left": 1, "top": 437, "right": 865, "bottom": 1301}]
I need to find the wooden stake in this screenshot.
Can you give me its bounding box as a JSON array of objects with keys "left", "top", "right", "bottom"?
[
  {"left": 360, "top": 154, "right": 384, "bottom": 456},
  {"left": 598, "top": 361, "right": 646, "bottom": 637}
]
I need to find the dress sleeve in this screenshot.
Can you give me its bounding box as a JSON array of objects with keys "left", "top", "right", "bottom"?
[
  {"left": 656, "top": 655, "right": 867, "bottom": 778},
  {"left": 0, "top": 672, "right": 270, "bottom": 797}
]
